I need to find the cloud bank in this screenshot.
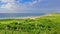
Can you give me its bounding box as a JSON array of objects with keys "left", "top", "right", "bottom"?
[
  {"left": 0, "top": 0, "right": 42, "bottom": 13},
  {"left": 0, "top": 0, "right": 40, "bottom": 10},
  {"left": 0, "top": 0, "right": 60, "bottom": 13}
]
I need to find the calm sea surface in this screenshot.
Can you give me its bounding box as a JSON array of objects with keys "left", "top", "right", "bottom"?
[{"left": 0, "top": 13, "right": 46, "bottom": 18}]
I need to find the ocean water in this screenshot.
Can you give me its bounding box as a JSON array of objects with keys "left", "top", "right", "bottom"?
[{"left": 0, "top": 13, "right": 45, "bottom": 18}]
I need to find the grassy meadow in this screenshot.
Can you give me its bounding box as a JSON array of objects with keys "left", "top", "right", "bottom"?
[{"left": 0, "top": 14, "right": 60, "bottom": 34}]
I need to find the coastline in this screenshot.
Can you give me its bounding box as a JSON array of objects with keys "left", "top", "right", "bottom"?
[
  {"left": 0, "top": 16, "right": 41, "bottom": 19},
  {"left": 0, "top": 14, "right": 50, "bottom": 19}
]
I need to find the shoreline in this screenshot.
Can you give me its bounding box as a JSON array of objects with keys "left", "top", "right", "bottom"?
[
  {"left": 0, "top": 16, "right": 41, "bottom": 19},
  {"left": 0, "top": 14, "right": 49, "bottom": 19}
]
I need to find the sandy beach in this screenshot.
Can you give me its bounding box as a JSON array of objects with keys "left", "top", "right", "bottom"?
[{"left": 0, "top": 14, "right": 50, "bottom": 19}]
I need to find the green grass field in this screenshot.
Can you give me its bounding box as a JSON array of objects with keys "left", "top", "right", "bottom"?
[{"left": 0, "top": 14, "right": 60, "bottom": 34}]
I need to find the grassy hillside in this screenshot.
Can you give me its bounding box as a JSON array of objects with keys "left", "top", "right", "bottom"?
[{"left": 0, "top": 14, "right": 60, "bottom": 34}]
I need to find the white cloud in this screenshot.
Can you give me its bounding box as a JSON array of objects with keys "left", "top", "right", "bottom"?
[
  {"left": 0, "top": 0, "right": 14, "bottom": 2},
  {"left": 0, "top": 0, "right": 60, "bottom": 13},
  {"left": 0, "top": 0, "right": 15, "bottom": 10},
  {"left": 0, "top": 0, "right": 41, "bottom": 13}
]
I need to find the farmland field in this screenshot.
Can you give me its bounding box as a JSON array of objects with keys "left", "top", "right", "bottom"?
[{"left": 0, "top": 14, "right": 60, "bottom": 34}]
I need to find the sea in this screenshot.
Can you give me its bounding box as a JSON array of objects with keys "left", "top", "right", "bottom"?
[{"left": 0, "top": 13, "right": 46, "bottom": 19}]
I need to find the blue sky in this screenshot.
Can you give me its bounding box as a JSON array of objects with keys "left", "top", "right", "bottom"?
[{"left": 0, "top": 0, "right": 60, "bottom": 13}]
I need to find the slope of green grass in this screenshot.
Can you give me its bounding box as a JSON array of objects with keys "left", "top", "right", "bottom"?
[{"left": 0, "top": 14, "right": 60, "bottom": 34}]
